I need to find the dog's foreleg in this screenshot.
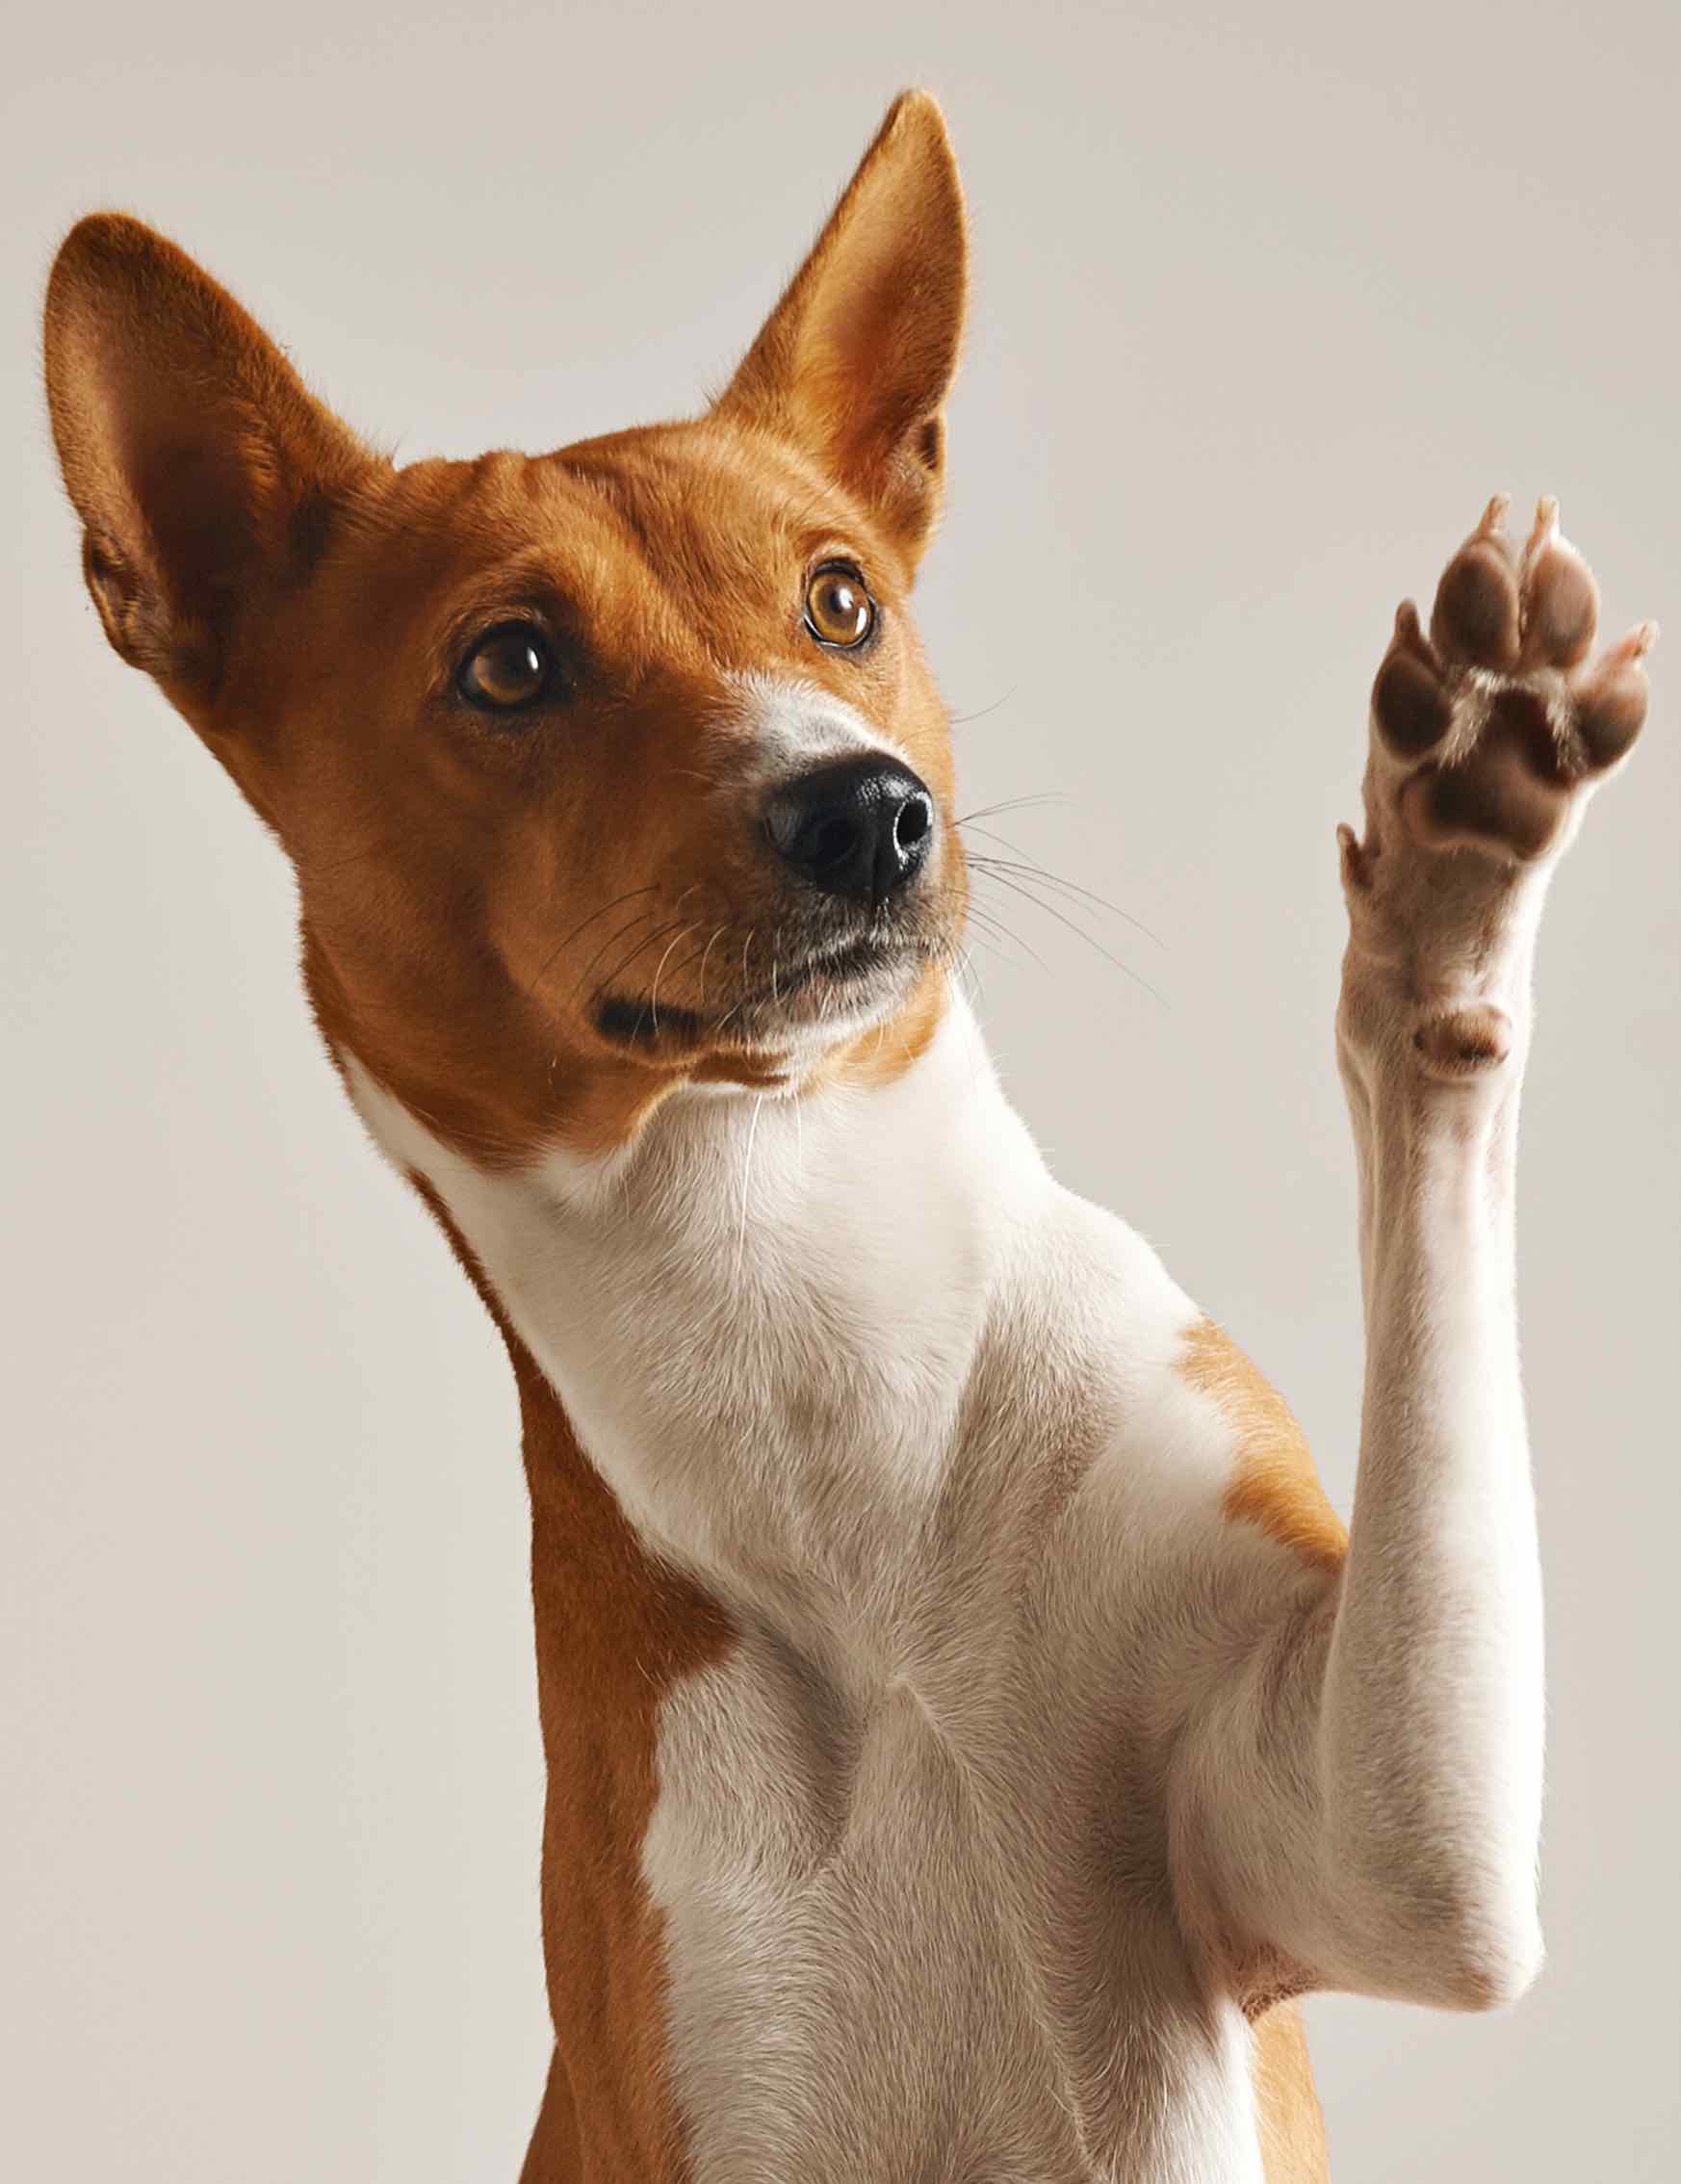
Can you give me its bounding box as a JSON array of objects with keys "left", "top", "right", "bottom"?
[{"left": 1171, "top": 501, "right": 1653, "bottom": 2008}]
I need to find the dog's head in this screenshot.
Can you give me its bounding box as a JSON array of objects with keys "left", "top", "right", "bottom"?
[{"left": 44, "top": 93, "right": 969, "bottom": 1159}]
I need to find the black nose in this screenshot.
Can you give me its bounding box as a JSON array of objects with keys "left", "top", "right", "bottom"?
[{"left": 764, "top": 756, "right": 936, "bottom": 907}]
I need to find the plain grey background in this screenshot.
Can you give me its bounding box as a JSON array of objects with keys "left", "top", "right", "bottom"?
[{"left": 5, "top": 2, "right": 1677, "bottom": 2176}]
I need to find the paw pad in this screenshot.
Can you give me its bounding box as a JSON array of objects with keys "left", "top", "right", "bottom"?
[
  {"left": 1401, "top": 689, "right": 1571, "bottom": 861},
  {"left": 1431, "top": 496, "right": 1522, "bottom": 669},
  {"left": 1366, "top": 497, "right": 1655, "bottom": 862},
  {"left": 1372, "top": 605, "right": 1452, "bottom": 756},
  {"left": 1414, "top": 1005, "right": 1513, "bottom": 1079},
  {"left": 1519, "top": 499, "right": 1598, "bottom": 671},
  {"left": 1573, "top": 624, "right": 1658, "bottom": 769}
]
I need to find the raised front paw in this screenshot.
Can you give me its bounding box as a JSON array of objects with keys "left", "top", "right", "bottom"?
[
  {"left": 1362, "top": 496, "right": 1656, "bottom": 863},
  {"left": 1339, "top": 500, "right": 1657, "bottom": 1080}
]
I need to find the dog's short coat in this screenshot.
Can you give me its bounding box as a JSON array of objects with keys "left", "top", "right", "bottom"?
[{"left": 43, "top": 90, "right": 1655, "bottom": 2184}]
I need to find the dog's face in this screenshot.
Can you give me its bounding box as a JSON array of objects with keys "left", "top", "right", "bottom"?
[{"left": 44, "top": 93, "right": 968, "bottom": 1158}]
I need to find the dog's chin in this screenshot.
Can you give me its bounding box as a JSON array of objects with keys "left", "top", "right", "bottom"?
[
  {"left": 737, "top": 937, "right": 925, "bottom": 1047},
  {"left": 591, "top": 933, "right": 930, "bottom": 1064}
]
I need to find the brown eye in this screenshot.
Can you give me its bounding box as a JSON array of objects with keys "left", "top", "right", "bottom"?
[
  {"left": 804, "top": 564, "right": 875, "bottom": 649},
  {"left": 459, "top": 624, "right": 554, "bottom": 710}
]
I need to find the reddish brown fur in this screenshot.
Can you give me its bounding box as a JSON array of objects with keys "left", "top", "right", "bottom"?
[
  {"left": 409, "top": 1175, "right": 730, "bottom": 2181},
  {"left": 43, "top": 90, "right": 1332, "bottom": 2176},
  {"left": 1177, "top": 1313, "right": 1338, "bottom": 2173},
  {"left": 1180, "top": 1319, "right": 1349, "bottom": 1574},
  {"left": 1252, "top": 2002, "right": 1332, "bottom": 2182},
  {"left": 44, "top": 100, "right": 969, "bottom": 1171},
  {"left": 721, "top": 94, "right": 966, "bottom": 557},
  {"left": 282, "top": 420, "right": 967, "bottom": 1158}
]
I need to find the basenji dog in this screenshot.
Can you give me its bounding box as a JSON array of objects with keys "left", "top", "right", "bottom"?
[{"left": 43, "top": 89, "right": 1656, "bottom": 2184}]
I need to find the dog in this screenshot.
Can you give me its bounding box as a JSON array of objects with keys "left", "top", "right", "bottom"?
[{"left": 43, "top": 89, "right": 1656, "bottom": 2184}]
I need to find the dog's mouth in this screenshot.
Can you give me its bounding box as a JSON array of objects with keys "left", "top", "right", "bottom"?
[{"left": 591, "top": 924, "right": 926, "bottom": 1055}]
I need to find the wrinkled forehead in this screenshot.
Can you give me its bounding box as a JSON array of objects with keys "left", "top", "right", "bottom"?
[{"left": 336, "top": 421, "right": 891, "bottom": 676}]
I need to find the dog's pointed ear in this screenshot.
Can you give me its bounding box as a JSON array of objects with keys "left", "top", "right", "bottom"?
[
  {"left": 43, "top": 215, "right": 373, "bottom": 706},
  {"left": 714, "top": 91, "right": 967, "bottom": 566}
]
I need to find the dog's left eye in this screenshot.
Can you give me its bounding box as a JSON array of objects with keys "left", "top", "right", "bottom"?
[
  {"left": 804, "top": 564, "right": 875, "bottom": 649},
  {"left": 459, "top": 624, "right": 555, "bottom": 711}
]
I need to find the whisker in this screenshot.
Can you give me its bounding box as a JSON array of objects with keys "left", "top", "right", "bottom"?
[
  {"left": 970, "top": 866, "right": 1166, "bottom": 1007},
  {"left": 636, "top": 911, "right": 744, "bottom": 1004},
  {"left": 960, "top": 899, "right": 1047, "bottom": 975},
  {"left": 918, "top": 873, "right": 1044, "bottom": 978},
  {"left": 951, "top": 793, "right": 1075, "bottom": 828},
  {"left": 527, "top": 884, "right": 661, "bottom": 999},
  {"left": 592, "top": 916, "right": 697, "bottom": 1006},
  {"left": 572, "top": 905, "right": 661, "bottom": 1001},
  {"left": 711, "top": 929, "right": 760, "bottom": 1034},
  {"left": 945, "top": 689, "right": 1018, "bottom": 728},
  {"left": 933, "top": 933, "right": 987, "bottom": 1008},
  {"left": 964, "top": 844, "right": 1160, "bottom": 945},
  {"left": 648, "top": 923, "right": 699, "bottom": 1034},
  {"left": 734, "top": 1093, "right": 766, "bottom": 1287},
  {"left": 580, "top": 884, "right": 704, "bottom": 1011},
  {"left": 692, "top": 923, "right": 731, "bottom": 1008}
]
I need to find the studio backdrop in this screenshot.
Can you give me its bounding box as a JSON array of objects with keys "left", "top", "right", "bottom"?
[{"left": 5, "top": 4, "right": 1677, "bottom": 2179}]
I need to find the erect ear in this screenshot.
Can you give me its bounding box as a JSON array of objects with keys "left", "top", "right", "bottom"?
[
  {"left": 714, "top": 91, "right": 967, "bottom": 565},
  {"left": 43, "top": 215, "right": 372, "bottom": 705}
]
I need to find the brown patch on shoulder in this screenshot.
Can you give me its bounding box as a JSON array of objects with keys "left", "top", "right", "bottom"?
[
  {"left": 1180, "top": 1320, "right": 1347, "bottom": 1573},
  {"left": 409, "top": 1173, "right": 732, "bottom": 2182},
  {"left": 1252, "top": 2002, "right": 1331, "bottom": 2184}
]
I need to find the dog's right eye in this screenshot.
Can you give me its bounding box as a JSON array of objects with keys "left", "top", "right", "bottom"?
[{"left": 458, "top": 624, "right": 556, "bottom": 712}]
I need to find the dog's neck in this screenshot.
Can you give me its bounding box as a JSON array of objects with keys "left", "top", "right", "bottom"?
[{"left": 345, "top": 991, "right": 1073, "bottom": 1637}]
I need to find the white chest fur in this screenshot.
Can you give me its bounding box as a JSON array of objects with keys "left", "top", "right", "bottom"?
[{"left": 347, "top": 1002, "right": 1306, "bottom": 2181}]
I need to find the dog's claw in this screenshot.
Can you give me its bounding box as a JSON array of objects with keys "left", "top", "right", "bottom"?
[
  {"left": 1393, "top": 599, "right": 1429, "bottom": 648},
  {"left": 1336, "top": 820, "right": 1371, "bottom": 895},
  {"left": 1523, "top": 495, "right": 1560, "bottom": 564}
]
